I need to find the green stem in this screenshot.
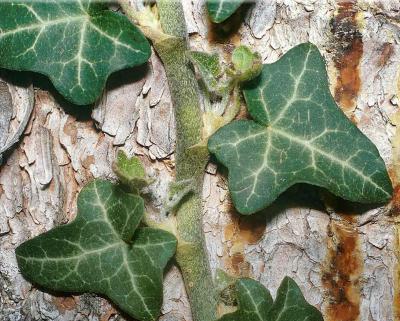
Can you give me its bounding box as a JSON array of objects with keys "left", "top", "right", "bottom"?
[{"left": 153, "top": 2, "right": 217, "bottom": 321}]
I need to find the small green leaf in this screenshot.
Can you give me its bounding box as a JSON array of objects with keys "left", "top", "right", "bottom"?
[
  {"left": 207, "top": 0, "right": 245, "bottom": 23},
  {"left": 208, "top": 43, "right": 392, "bottom": 214},
  {"left": 163, "top": 179, "right": 195, "bottom": 215},
  {"left": 113, "top": 150, "right": 150, "bottom": 193},
  {"left": 0, "top": 1, "right": 151, "bottom": 105},
  {"left": 218, "top": 277, "right": 323, "bottom": 321},
  {"left": 231, "top": 45, "right": 262, "bottom": 82},
  {"left": 189, "top": 51, "right": 222, "bottom": 94},
  {"left": 190, "top": 51, "right": 222, "bottom": 79},
  {"left": 16, "top": 179, "right": 177, "bottom": 321}
]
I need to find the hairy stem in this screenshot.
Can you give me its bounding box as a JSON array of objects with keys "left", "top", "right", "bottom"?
[{"left": 153, "top": 2, "right": 217, "bottom": 321}]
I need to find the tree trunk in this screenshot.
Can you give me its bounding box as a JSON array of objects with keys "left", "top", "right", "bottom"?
[{"left": 1, "top": 1, "right": 400, "bottom": 321}]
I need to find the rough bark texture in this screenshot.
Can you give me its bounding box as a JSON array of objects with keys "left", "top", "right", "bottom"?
[{"left": 1, "top": 1, "right": 400, "bottom": 321}]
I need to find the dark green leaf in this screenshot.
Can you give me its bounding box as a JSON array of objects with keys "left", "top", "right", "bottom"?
[
  {"left": 16, "top": 179, "right": 176, "bottom": 321},
  {"left": 207, "top": 0, "right": 244, "bottom": 23},
  {"left": 218, "top": 277, "right": 323, "bottom": 321},
  {"left": 266, "top": 277, "right": 323, "bottom": 321},
  {"left": 218, "top": 278, "right": 272, "bottom": 321},
  {"left": 0, "top": 1, "right": 151, "bottom": 105},
  {"left": 208, "top": 43, "right": 392, "bottom": 214}
]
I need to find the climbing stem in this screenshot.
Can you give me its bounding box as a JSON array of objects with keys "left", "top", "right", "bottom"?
[{"left": 153, "top": 2, "right": 217, "bottom": 321}]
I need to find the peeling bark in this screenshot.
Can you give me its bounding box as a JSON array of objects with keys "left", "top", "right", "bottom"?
[{"left": 1, "top": 1, "right": 400, "bottom": 321}]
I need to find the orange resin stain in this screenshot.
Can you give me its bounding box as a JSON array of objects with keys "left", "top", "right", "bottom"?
[
  {"left": 390, "top": 70, "right": 400, "bottom": 321},
  {"left": 389, "top": 181, "right": 400, "bottom": 321},
  {"left": 322, "top": 215, "right": 362, "bottom": 321},
  {"left": 389, "top": 184, "right": 400, "bottom": 217},
  {"left": 223, "top": 204, "right": 267, "bottom": 276},
  {"left": 394, "top": 230, "right": 400, "bottom": 321},
  {"left": 331, "top": 0, "right": 363, "bottom": 117},
  {"left": 322, "top": 2, "right": 364, "bottom": 318}
]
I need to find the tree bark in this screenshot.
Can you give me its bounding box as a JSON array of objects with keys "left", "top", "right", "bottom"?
[{"left": 1, "top": 1, "right": 400, "bottom": 321}]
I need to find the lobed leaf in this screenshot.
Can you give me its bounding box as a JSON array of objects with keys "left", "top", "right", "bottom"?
[
  {"left": 218, "top": 278, "right": 272, "bottom": 321},
  {"left": 208, "top": 43, "right": 393, "bottom": 214},
  {"left": 218, "top": 277, "right": 323, "bottom": 321},
  {"left": 0, "top": 1, "right": 151, "bottom": 105},
  {"left": 207, "top": 0, "right": 245, "bottom": 23},
  {"left": 189, "top": 51, "right": 222, "bottom": 94},
  {"left": 266, "top": 277, "right": 323, "bottom": 321},
  {"left": 113, "top": 150, "right": 150, "bottom": 192},
  {"left": 16, "top": 179, "right": 177, "bottom": 321}
]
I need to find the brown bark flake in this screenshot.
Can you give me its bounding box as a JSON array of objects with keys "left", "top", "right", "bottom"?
[
  {"left": 52, "top": 296, "right": 78, "bottom": 313},
  {"left": 377, "top": 42, "right": 394, "bottom": 68},
  {"left": 63, "top": 116, "right": 78, "bottom": 145}
]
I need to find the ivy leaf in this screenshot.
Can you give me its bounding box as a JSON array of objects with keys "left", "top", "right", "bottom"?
[
  {"left": 266, "top": 277, "right": 323, "bottom": 321},
  {"left": 16, "top": 179, "right": 177, "bottom": 321},
  {"left": 189, "top": 51, "right": 222, "bottom": 94},
  {"left": 113, "top": 150, "right": 151, "bottom": 193},
  {"left": 0, "top": 1, "right": 151, "bottom": 105},
  {"left": 207, "top": 0, "right": 245, "bottom": 23},
  {"left": 218, "top": 278, "right": 272, "bottom": 321},
  {"left": 218, "top": 277, "right": 323, "bottom": 321},
  {"left": 231, "top": 45, "right": 262, "bottom": 82},
  {"left": 208, "top": 43, "right": 393, "bottom": 214}
]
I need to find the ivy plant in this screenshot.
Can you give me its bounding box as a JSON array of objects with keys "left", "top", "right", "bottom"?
[
  {"left": 0, "top": 0, "right": 151, "bottom": 105},
  {"left": 0, "top": 1, "right": 393, "bottom": 321},
  {"left": 16, "top": 179, "right": 176, "bottom": 321},
  {"left": 218, "top": 277, "right": 323, "bottom": 321},
  {"left": 208, "top": 43, "right": 392, "bottom": 214}
]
